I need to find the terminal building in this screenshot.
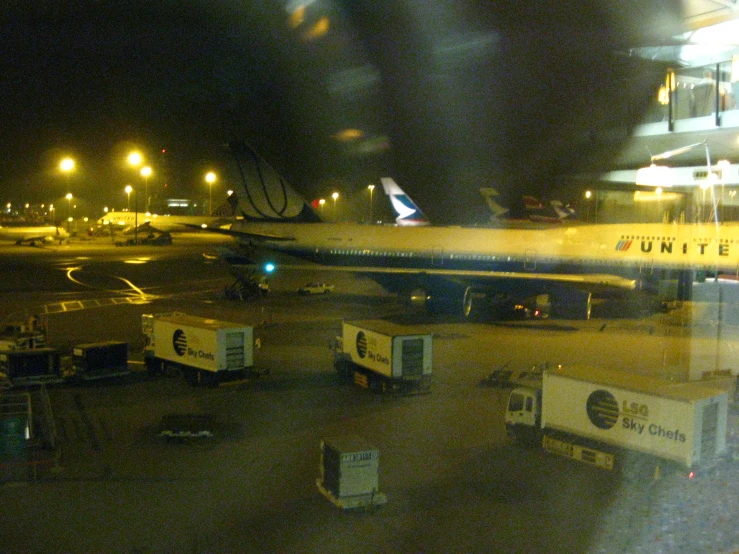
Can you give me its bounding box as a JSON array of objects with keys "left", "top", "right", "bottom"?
[{"left": 579, "top": 9, "right": 739, "bottom": 225}]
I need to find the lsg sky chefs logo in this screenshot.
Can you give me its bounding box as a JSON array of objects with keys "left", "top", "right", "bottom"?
[
  {"left": 585, "top": 389, "right": 686, "bottom": 442},
  {"left": 586, "top": 390, "right": 619, "bottom": 429},
  {"left": 173, "top": 329, "right": 187, "bottom": 356},
  {"left": 356, "top": 331, "right": 368, "bottom": 358}
]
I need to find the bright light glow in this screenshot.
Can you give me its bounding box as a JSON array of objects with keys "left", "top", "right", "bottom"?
[
  {"left": 585, "top": 190, "right": 592, "bottom": 199},
  {"left": 60, "top": 158, "right": 75, "bottom": 172},
  {"left": 128, "top": 152, "right": 142, "bottom": 166},
  {"left": 636, "top": 164, "right": 672, "bottom": 187},
  {"left": 205, "top": 172, "right": 217, "bottom": 184},
  {"left": 140, "top": 166, "right": 152, "bottom": 177},
  {"left": 319, "top": 198, "right": 326, "bottom": 206},
  {"left": 65, "top": 193, "right": 72, "bottom": 200},
  {"left": 368, "top": 184, "right": 375, "bottom": 192},
  {"left": 125, "top": 185, "right": 132, "bottom": 194},
  {"left": 264, "top": 263, "right": 275, "bottom": 273},
  {"left": 333, "top": 129, "right": 363, "bottom": 142},
  {"left": 332, "top": 192, "right": 339, "bottom": 200}
]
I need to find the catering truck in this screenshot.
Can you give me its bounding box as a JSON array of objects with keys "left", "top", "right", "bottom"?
[
  {"left": 142, "top": 313, "right": 255, "bottom": 385},
  {"left": 331, "top": 320, "right": 432, "bottom": 393},
  {"left": 505, "top": 365, "right": 729, "bottom": 474}
]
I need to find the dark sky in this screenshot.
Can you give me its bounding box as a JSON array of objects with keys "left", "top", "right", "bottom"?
[{"left": 0, "top": 1, "right": 683, "bottom": 223}]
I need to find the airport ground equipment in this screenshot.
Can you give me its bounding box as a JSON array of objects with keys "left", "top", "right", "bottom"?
[
  {"left": 142, "top": 313, "right": 256, "bottom": 385},
  {"left": 71, "top": 341, "right": 130, "bottom": 381},
  {"left": 298, "top": 282, "right": 334, "bottom": 295},
  {"left": 316, "top": 436, "right": 387, "bottom": 509},
  {"left": 505, "top": 365, "right": 729, "bottom": 475},
  {"left": 331, "top": 320, "right": 432, "bottom": 394},
  {"left": 0, "top": 315, "right": 48, "bottom": 351},
  {"left": 0, "top": 348, "right": 62, "bottom": 386}
]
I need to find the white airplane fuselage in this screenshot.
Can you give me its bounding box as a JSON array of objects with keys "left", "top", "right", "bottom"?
[
  {"left": 98, "top": 212, "right": 223, "bottom": 233},
  {"left": 230, "top": 220, "right": 738, "bottom": 279},
  {"left": 0, "top": 225, "right": 69, "bottom": 245}
]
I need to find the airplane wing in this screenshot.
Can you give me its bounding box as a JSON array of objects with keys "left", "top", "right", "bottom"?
[
  {"left": 181, "top": 223, "right": 296, "bottom": 242},
  {"left": 224, "top": 259, "right": 636, "bottom": 291}
]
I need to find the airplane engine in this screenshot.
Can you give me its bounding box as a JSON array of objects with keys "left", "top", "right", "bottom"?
[
  {"left": 462, "top": 287, "right": 487, "bottom": 319},
  {"left": 407, "top": 287, "right": 430, "bottom": 311},
  {"left": 549, "top": 289, "right": 591, "bottom": 320}
]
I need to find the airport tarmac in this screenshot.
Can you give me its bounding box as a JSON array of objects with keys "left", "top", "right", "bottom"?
[{"left": 0, "top": 236, "right": 738, "bottom": 553}]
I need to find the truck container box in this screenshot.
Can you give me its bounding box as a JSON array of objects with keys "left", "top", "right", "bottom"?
[
  {"left": 145, "top": 313, "right": 253, "bottom": 373},
  {"left": 0, "top": 348, "right": 61, "bottom": 382},
  {"left": 340, "top": 320, "right": 432, "bottom": 380},
  {"left": 541, "top": 365, "right": 728, "bottom": 469},
  {"left": 72, "top": 341, "right": 129, "bottom": 379}
]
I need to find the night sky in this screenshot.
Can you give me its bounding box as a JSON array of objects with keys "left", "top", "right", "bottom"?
[{"left": 0, "top": 1, "right": 683, "bottom": 224}]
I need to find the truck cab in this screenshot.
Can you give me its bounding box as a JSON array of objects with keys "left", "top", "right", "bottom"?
[{"left": 504, "top": 385, "right": 542, "bottom": 444}]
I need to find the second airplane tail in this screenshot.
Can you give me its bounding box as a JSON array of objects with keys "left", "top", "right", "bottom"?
[{"left": 380, "top": 178, "right": 430, "bottom": 226}]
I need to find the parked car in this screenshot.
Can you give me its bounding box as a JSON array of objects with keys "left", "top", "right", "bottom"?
[{"left": 297, "top": 282, "right": 335, "bottom": 295}]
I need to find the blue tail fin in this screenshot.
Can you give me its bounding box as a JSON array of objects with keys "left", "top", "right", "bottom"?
[
  {"left": 227, "top": 141, "right": 321, "bottom": 222},
  {"left": 380, "top": 178, "right": 429, "bottom": 226}
]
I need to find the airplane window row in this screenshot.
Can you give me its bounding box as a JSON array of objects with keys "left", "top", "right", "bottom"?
[{"left": 620, "top": 236, "right": 676, "bottom": 241}]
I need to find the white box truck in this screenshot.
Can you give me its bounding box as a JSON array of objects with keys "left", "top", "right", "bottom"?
[
  {"left": 331, "top": 320, "right": 432, "bottom": 394},
  {"left": 505, "top": 365, "right": 729, "bottom": 475},
  {"left": 143, "top": 313, "right": 255, "bottom": 385}
]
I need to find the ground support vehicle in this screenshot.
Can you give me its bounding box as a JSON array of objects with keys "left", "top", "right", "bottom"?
[
  {"left": 224, "top": 276, "right": 269, "bottom": 301},
  {"left": 0, "top": 315, "right": 48, "bottom": 351},
  {"left": 298, "top": 282, "right": 334, "bottom": 295},
  {"left": 505, "top": 365, "right": 730, "bottom": 476},
  {"left": 71, "top": 341, "right": 130, "bottom": 381},
  {"left": 331, "top": 320, "right": 432, "bottom": 394},
  {"left": 142, "top": 313, "right": 257, "bottom": 385},
  {"left": 0, "top": 348, "right": 63, "bottom": 386},
  {"left": 316, "top": 436, "right": 387, "bottom": 509}
]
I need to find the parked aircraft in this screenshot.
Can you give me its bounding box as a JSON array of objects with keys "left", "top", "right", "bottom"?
[
  {"left": 97, "top": 211, "right": 230, "bottom": 234},
  {"left": 0, "top": 224, "right": 69, "bottom": 245},
  {"left": 200, "top": 143, "right": 721, "bottom": 320}
]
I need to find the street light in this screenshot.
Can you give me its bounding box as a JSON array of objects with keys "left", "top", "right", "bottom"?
[
  {"left": 140, "top": 166, "right": 152, "bottom": 212},
  {"left": 205, "top": 172, "right": 217, "bottom": 214},
  {"left": 128, "top": 152, "right": 142, "bottom": 244},
  {"left": 368, "top": 184, "right": 375, "bottom": 223},
  {"left": 332, "top": 191, "right": 339, "bottom": 220},
  {"left": 125, "top": 185, "right": 132, "bottom": 211},
  {"left": 65, "top": 193, "right": 73, "bottom": 232},
  {"left": 60, "top": 157, "right": 75, "bottom": 195}
]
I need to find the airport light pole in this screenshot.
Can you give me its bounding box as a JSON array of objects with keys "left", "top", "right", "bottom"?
[
  {"left": 368, "top": 184, "right": 375, "bottom": 223},
  {"left": 65, "top": 193, "right": 72, "bottom": 233},
  {"left": 205, "top": 172, "right": 217, "bottom": 215},
  {"left": 125, "top": 185, "right": 132, "bottom": 211},
  {"left": 332, "top": 192, "right": 339, "bottom": 221},
  {"left": 140, "top": 166, "right": 152, "bottom": 212},
  {"left": 128, "top": 152, "right": 142, "bottom": 244}
]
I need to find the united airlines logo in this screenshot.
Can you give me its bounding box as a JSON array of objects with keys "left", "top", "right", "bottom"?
[
  {"left": 615, "top": 240, "right": 632, "bottom": 252},
  {"left": 356, "top": 331, "right": 368, "bottom": 358},
  {"left": 172, "top": 329, "right": 187, "bottom": 356},
  {"left": 586, "top": 390, "right": 619, "bottom": 430}
]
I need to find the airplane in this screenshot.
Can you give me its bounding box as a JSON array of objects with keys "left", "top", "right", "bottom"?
[
  {"left": 97, "top": 211, "right": 232, "bottom": 234},
  {"left": 197, "top": 143, "right": 729, "bottom": 320},
  {"left": 380, "top": 178, "right": 430, "bottom": 226},
  {"left": 0, "top": 224, "right": 69, "bottom": 246}
]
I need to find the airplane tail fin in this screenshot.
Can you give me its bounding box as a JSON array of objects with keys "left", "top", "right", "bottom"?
[
  {"left": 380, "top": 178, "right": 429, "bottom": 226},
  {"left": 227, "top": 141, "right": 321, "bottom": 223},
  {"left": 479, "top": 187, "right": 510, "bottom": 219}
]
